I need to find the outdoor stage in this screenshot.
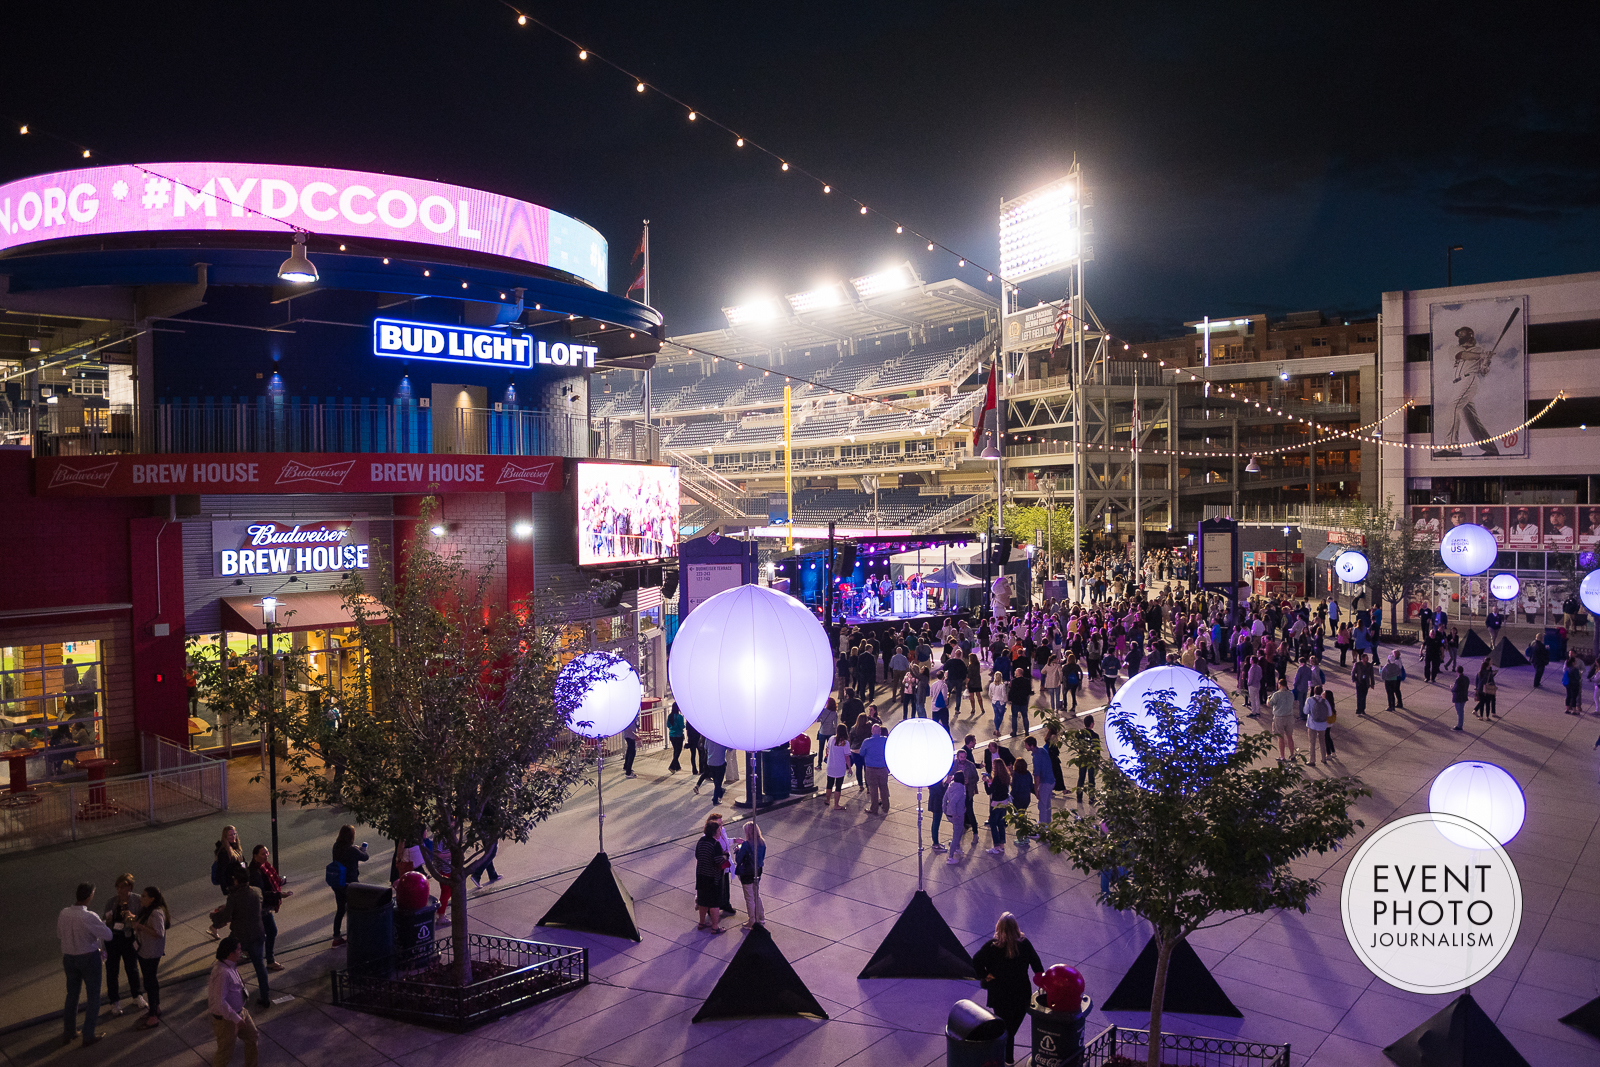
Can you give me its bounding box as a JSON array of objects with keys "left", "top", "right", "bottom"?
[{"left": 833, "top": 610, "right": 964, "bottom": 641}]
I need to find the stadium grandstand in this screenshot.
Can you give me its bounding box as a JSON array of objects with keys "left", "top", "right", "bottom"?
[{"left": 592, "top": 259, "right": 1381, "bottom": 561}]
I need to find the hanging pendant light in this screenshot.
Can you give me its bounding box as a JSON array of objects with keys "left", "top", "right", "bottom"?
[
  {"left": 277, "top": 234, "right": 318, "bottom": 283},
  {"left": 1244, "top": 456, "right": 1261, "bottom": 473}
]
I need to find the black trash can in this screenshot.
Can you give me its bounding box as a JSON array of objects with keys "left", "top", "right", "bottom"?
[
  {"left": 790, "top": 754, "right": 816, "bottom": 793},
  {"left": 394, "top": 897, "right": 438, "bottom": 971},
  {"left": 761, "top": 745, "right": 792, "bottom": 802},
  {"left": 1028, "top": 993, "right": 1093, "bottom": 1067},
  {"left": 344, "top": 882, "right": 394, "bottom": 978},
  {"left": 946, "top": 998, "right": 1008, "bottom": 1067}
]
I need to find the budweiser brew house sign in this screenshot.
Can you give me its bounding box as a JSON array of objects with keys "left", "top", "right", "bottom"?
[{"left": 36, "top": 453, "right": 564, "bottom": 496}]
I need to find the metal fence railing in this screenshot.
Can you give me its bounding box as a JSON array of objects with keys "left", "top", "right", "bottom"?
[
  {"left": 0, "top": 738, "right": 227, "bottom": 854},
  {"left": 1083, "top": 1026, "right": 1290, "bottom": 1067}
]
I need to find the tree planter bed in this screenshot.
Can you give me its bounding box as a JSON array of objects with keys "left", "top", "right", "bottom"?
[
  {"left": 331, "top": 933, "right": 588, "bottom": 1031},
  {"left": 1086, "top": 1026, "right": 1290, "bottom": 1067}
]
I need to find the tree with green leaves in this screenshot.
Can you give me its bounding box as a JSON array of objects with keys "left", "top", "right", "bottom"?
[
  {"left": 977, "top": 500, "right": 1075, "bottom": 559},
  {"left": 265, "top": 507, "right": 589, "bottom": 984},
  {"left": 1012, "top": 683, "right": 1368, "bottom": 1067},
  {"left": 1348, "top": 496, "right": 1434, "bottom": 636}
]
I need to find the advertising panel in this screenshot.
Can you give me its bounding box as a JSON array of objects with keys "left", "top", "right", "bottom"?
[
  {"left": 372, "top": 318, "right": 598, "bottom": 371},
  {"left": 212, "top": 519, "right": 372, "bottom": 578},
  {"left": 577, "top": 462, "right": 679, "bottom": 566},
  {"left": 1581, "top": 505, "right": 1600, "bottom": 552},
  {"left": 37, "top": 453, "right": 563, "bottom": 496},
  {"left": 0, "top": 162, "right": 607, "bottom": 289},
  {"left": 1410, "top": 506, "right": 1441, "bottom": 543},
  {"left": 1542, "top": 505, "right": 1577, "bottom": 551},
  {"left": 1473, "top": 506, "right": 1507, "bottom": 546},
  {"left": 1428, "top": 295, "right": 1528, "bottom": 458},
  {"left": 1506, "top": 504, "right": 1541, "bottom": 548}
]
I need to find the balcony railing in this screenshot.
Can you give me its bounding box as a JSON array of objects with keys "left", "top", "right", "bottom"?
[{"left": 26, "top": 400, "right": 657, "bottom": 462}]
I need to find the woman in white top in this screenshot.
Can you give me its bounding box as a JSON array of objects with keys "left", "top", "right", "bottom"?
[
  {"left": 824, "top": 726, "right": 852, "bottom": 809},
  {"left": 987, "top": 672, "right": 1010, "bottom": 734}
]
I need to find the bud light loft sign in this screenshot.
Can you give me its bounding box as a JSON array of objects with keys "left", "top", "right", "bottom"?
[
  {"left": 213, "top": 519, "right": 373, "bottom": 578},
  {"left": 372, "top": 317, "right": 597, "bottom": 370}
]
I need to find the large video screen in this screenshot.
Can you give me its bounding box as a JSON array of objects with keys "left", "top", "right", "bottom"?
[{"left": 577, "top": 462, "right": 680, "bottom": 566}]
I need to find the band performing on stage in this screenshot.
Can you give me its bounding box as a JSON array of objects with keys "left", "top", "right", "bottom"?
[{"left": 835, "top": 572, "right": 930, "bottom": 622}]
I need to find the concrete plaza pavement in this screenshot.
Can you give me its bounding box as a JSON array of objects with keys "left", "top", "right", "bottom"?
[{"left": 3, "top": 649, "right": 1600, "bottom": 1066}]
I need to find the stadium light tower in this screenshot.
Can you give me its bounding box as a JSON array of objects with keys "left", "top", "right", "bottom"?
[{"left": 999, "top": 165, "right": 1087, "bottom": 594}]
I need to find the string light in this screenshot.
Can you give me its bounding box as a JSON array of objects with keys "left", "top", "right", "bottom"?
[
  {"left": 735, "top": 136, "right": 744, "bottom": 146},
  {"left": 859, "top": 204, "right": 867, "bottom": 214},
  {"left": 823, "top": 184, "right": 831, "bottom": 193},
  {"left": 18, "top": 125, "right": 26, "bottom": 134},
  {"left": 518, "top": 12, "right": 527, "bottom": 24},
  {"left": 780, "top": 161, "right": 788, "bottom": 170},
  {"left": 636, "top": 82, "right": 646, "bottom": 93},
  {"left": 688, "top": 110, "right": 696, "bottom": 121},
  {"left": 578, "top": 49, "right": 587, "bottom": 59}
]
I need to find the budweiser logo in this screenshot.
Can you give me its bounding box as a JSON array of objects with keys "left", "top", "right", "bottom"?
[
  {"left": 49, "top": 461, "right": 118, "bottom": 489},
  {"left": 496, "top": 461, "right": 555, "bottom": 488},
  {"left": 276, "top": 460, "right": 356, "bottom": 487}
]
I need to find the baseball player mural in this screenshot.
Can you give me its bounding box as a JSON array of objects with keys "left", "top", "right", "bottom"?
[{"left": 1430, "top": 295, "right": 1528, "bottom": 458}]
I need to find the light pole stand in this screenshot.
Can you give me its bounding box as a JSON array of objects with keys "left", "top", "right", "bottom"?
[
  {"left": 733, "top": 749, "right": 766, "bottom": 810},
  {"left": 537, "top": 740, "right": 641, "bottom": 941}
]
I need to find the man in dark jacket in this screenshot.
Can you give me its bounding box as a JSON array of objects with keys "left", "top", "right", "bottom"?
[
  {"left": 1350, "top": 653, "right": 1374, "bottom": 715},
  {"left": 1007, "top": 667, "right": 1034, "bottom": 737},
  {"left": 209, "top": 873, "right": 270, "bottom": 1009},
  {"left": 1450, "top": 667, "right": 1470, "bottom": 731},
  {"left": 1529, "top": 638, "right": 1550, "bottom": 688}
]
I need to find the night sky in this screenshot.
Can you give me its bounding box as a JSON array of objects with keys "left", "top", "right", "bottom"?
[{"left": 4, "top": 1, "right": 1596, "bottom": 340}]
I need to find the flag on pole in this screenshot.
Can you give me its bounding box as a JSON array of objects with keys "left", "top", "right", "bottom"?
[
  {"left": 1048, "top": 301, "right": 1072, "bottom": 357},
  {"left": 973, "top": 361, "right": 1001, "bottom": 453},
  {"left": 626, "top": 269, "right": 645, "bottom": 299}
]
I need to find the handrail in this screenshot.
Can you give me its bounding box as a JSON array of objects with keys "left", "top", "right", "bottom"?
[{"left": 912, "top": 488, "right": 995, "bottom": 534}]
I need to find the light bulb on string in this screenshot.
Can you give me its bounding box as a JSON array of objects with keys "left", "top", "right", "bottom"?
[
  {"left": 517, "top": 13, "right": 527, "bottom": 24},
  {"left": 859, "top": 204, "right": 867, "bottom": 214},
  {"left": 578, "top": 48, "right": 587, "bottom": 59},
  {"left": 688, "top": 110, "right": 696, "bottom": 121},
  {"left": 895, "top": 225, "right": 903, "bottom": 234},
  {"left": 636, "top": 82, "right": 646, "bottom": 93},
  {"left": 735, "top": 136, "right": 744, "bottom": 146},
  {"left": 781, "top": 161, "right": 788, "bottom": 170},
  {"left": 927, "top": 242, "right": 935, "bottom": 251}
]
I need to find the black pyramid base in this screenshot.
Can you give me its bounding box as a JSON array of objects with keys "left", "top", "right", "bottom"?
[
  {"left": 1461, "top": 629, "right": 1492, "bottom": 658},
  {"left": 1558, "top": 993, "right": 1600, "bottom": 1040},
  {"left": 693, "top": 924, "right": 828, "bottom": 1022},
  {"left": 1384, "top": 991, "right": 1531, "bottom": 1067},
  {"left": 858, "top": 889, "right": 977, "bottom": 980},
  {"left": 536, "top": 852, "right": 641, "bottom": 942},
  {"left": 1101, "top": 935, "right": 1242, "bottom": 1017},
  {"left": 1488, "top": 637, "right": 1530, "bottom": 669}
]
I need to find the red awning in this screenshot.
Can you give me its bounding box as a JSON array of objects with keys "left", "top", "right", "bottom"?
[{"left": 220, "top": 591, "right": 387, "bottom": 635}]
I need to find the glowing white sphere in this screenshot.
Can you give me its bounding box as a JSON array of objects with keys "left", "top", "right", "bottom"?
[
  {"left": 1334, "top": 550, "right": 1369, "bottom": 583},
  {"left": 1439, "top": 523, "right": 1497, "bottom": 576},
  {"left": 1488, "top": 573, "right": 1520, "bottom": 601},
  {"left": 667, "top": 583, "right": 832, "bottom": 751},
  {"left": 1105, "top": 665, "right": 1238, "bottom": 788},
  {"left": 1581, "top": 569, "right": 1600, "bottom": 616},
  {"left": 558, "top": 652, "right": 642, "bottom": 739},
  {"left": 884, "top": 719, "right": 954, "bottom": 788},
  {"left": 1429, "top": 762, "right": 1526, "bottom": 847}
]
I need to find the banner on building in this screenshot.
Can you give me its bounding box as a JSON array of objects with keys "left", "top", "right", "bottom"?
[
  {"left": 1428, "top": 295, "right": 1528, "bottom": 459},
  {"left": 37, "top": 453, "right": 565, "bottom": 496}
]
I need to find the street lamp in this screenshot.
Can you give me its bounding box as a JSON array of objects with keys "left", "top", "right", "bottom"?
[{"left": 260, "top": 596, "right": 280, "bottom": 862}]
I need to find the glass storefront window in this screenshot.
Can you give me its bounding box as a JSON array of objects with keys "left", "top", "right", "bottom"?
[
  {"left": 186, "top": 627, "right": 366, "bottom": 755},
  {"left": 0, "top": 639, "right": 105, "bottom": 784}
]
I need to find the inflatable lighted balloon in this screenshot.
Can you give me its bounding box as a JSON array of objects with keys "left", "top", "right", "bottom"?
[
  {"left": 885, "top": 719, "right": 954, "bottom": 788},
  {"left": 557, "top": 651, "right": 642, "bottom": 739},
  {"left": 1334, "top": 549, "right": 1369, "bottom": 584},
  {"left": 1429, "top": 761, "right": 1526, "bottom": 848},
  {"left": 1488, "top": 573, "right": 1520, "bottom": 601},
  {"left": 1581, "top": 568, "right": 1600, "bottom": 616},
  {"left": 667, "top": 583, "right": 832, "bottom": 751},
  {"left": 1033, "top": 964, "right": 1086, "bottom": 1011},
  {"left": 1439, "top": 523, "right": 1497, "bottom": 577},
  {"left": 1104, "top": 665, "right": 1238, "bottom": 789}
]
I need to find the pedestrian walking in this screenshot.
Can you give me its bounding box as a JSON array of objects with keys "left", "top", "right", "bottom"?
[
  {"left": 209, "top": 869, "right": 270, "bottom": 1010},
  {"left": 1007, "top": 667, "right": 1033, "bottom": 736},
  {"left": 957, "top": 746, "right": 982, "bottom": 846},
  {"left": 101, "top": 872, "right": 145, "bottom": 1018},
  {"left": 1451, "top": 667, "right": 1469, "bottom": 730},
  {"left": 1025, "top": 735, "right": 1054, "bottom": 826},
  {"left": 1475, "top": 661, "right": 1498, "bottom": 719},
  {"left": 214, "top": 825, "right": 246, "bottom": 900},
  {"left": 1071, "top": 716, "right": 1099, "bottom": 802},
  {"left": 666, "top": 702, "right": 685, "bottom": 772},
  {"left": 1530, "top": 637, "right": 1550, "bottom": 688},
  {"left": 928, "top": 773, "right": 949, "bottom": 852},
  {"left": 694, "top": 740, "right": 729, "bottom": 804},
  {"left": 693, "top": 817, "right": 728, "bottom": 933},
  {"left": 815, "top": 697, "right": 838, "bottom": 769},
  {"left": 208, "top": 938, "right": 258, "bottom": 1067},
  {"left": 823, "top": 725, "right": 851, "bottom": 809},
  {"left": 59, "top": 883, "right": 112, "bottom": 1048},
  {"left": 1303, "top": 686, "right": 1331, "bottom": 767},
  {"left": 734, "top": 822, "right": 767, "bottom": 929},
  {"left": 984, "top": 759, "right": 1012, "bottom": 856},
  {"left": 1564, "top": 655, "right": 1584, "bottom": 715},
  {"left": 248, "top": 846, "right": 291, "bottom": 972},
  {"left": 987, "top": 671, "right": 1008, "bottom": 734},
  {"left": 861, "top": 722, "right": 891, "bottom": 814},
  {"left": 1268, "top": 678, "right": 1299, "bottom": 763},
  {"left": 972, "top": 912, "right": 1045, "bottom": 1065},
  {"left": 685, "top": 719, "right": 703, "bottom": 775},
  {"left": 1350, "top": 652, "right": 1373, "bottom": 715},
  {"left": 1381, "top": 651, "right": 1407, "bottom": 710},
  {"left": 621, "top": 714, "right": 639, "bottom": 778},
  {"left": 1010, "top": 757, "right": 1034, "bottom": 837},
  {"left": 131, "top": 886, "right": 169, "bottom": 1029},
  {"left": 942, "top": 771, "right": 967, "bottom": 862},
  {"left": 328, "top": 825, "right": 368, "bottom": 947}
]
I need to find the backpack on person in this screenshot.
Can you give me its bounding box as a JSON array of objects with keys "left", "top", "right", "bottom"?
[
  {"left": 324, "top": 861, "right": 348, "bottom": 889},
  {"left": 734, "top": 841, "right": 755, "bottom": 882}
]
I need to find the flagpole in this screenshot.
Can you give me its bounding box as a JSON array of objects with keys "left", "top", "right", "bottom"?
[
  {"left": 1133, "top": 377, "right": 1143, "bottom": 578},
  {"left": 641, "top": 220, "right": 651, "bottom": 456}
]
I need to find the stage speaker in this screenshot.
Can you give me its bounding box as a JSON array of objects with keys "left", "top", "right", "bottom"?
[
  {"left": 989, "top": 537, "right": 1013, "bottom": 567},
  {"left": 661, "top": 570, "right": 679, "bottom": 600},
  {"left": 833, "top": 544, "right": 857, "bottom": 577}
]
